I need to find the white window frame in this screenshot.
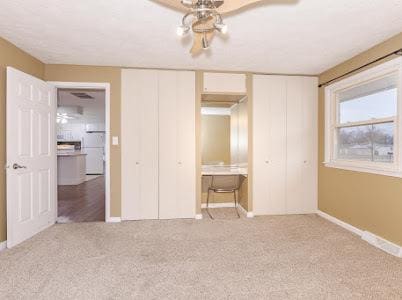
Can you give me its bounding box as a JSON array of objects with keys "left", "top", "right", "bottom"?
[{"left": 324, "top": 57, "right": 402, "bottom": 177}]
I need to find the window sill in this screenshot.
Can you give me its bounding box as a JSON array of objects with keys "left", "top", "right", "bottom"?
[{"left": 323, "top": 162, "right": 402, "bottom": 178}]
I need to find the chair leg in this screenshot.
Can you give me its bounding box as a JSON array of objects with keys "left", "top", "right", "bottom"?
[
  {"left": 206, "top": 189, "right": 214, "bottom": 220},
  {"left": 233, "top": 191, "right": 240, "bottom": 218}
]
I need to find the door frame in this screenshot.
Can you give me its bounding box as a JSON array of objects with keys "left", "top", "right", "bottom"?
[{"left": 49, "top": 81, "right": 112, "bottom": 222}]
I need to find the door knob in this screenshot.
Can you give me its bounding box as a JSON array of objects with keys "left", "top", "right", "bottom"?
[{"left": 13, "top": 163, "right": 27, "bottom": 170}]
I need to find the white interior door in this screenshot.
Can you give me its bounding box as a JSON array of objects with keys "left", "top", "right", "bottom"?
[{"left": 6, "top": 67, "right": 56, "bottom": 248}]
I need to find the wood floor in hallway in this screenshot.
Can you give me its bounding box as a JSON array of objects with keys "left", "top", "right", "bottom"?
[{"left": 57, "top": 176, "right": 105, "bottom": 223}]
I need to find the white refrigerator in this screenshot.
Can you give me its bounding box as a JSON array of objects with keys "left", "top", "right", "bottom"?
[{"left": 82, "top": 132, "right": 105, "bottom": 174}]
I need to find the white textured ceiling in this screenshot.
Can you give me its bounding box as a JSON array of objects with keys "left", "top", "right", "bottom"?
[{"left": 0, "top": 0, "right": 401, "bottom": 74}]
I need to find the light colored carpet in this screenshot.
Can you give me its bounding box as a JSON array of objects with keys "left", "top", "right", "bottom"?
[{"left": 0, "top": 209, "right": 401, "bottom": 299}]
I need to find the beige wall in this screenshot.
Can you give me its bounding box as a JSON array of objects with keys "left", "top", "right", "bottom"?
[
  {"left": 318, "top": 33, "right": 402, "bottom": 246},
  {"left": 44, "top": 65, "right": 121, "bottom": 217},
  {"left": 201, "top": 115, "right": 231, "bottom": 165},
  {"left": 0, "top": 37, "right": 45, "bottom": 243}
]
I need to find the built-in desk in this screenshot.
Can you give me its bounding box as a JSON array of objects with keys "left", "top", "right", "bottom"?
[
  {"left": 201, "top": 165, "right": 248, "bottom": 209},
  {"left": 201, "top": 165, "right": 248, "bottom": 176}
]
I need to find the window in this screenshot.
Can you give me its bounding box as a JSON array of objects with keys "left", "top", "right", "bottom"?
[{"left": 325, "top": 57, "right": 402, "bottom": 176}]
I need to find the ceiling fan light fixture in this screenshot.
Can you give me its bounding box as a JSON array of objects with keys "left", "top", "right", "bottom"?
[
  {"left": 181, "top": 0, "right": 193, "bottom": 7},
  {"left": 177, "top": 24, "right": 190, "bottom": 36},
  {"left": 215, "top": 22, "right": 228, "bottom": 34},
  {"left": 202, "top": 33, "right": 210, "bottom": 49}
]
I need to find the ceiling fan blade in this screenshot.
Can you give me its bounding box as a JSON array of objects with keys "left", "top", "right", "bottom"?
[
  {"left": 153, "top": 0, "right": 264, "bottom": 14},
  {"left": 152, "top": 0, "right": 188, "bottom": 12},
  {"left": 190, "top": 32, "right": 214, "bottom": 55},
  {"left": 217, "top": 0, "right": 264, "bottom": 14}
]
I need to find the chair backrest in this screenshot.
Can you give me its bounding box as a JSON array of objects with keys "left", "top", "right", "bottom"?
[{"left": 210, "top": 175, "right": 240, "bottom": 191}]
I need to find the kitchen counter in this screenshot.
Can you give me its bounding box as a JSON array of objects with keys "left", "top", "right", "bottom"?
[
  {"left": 57, "top": 151, "right": 87, "bottom": 185},
  {"left": 57, "top": 150, "right": 87, "bottom": 157}
]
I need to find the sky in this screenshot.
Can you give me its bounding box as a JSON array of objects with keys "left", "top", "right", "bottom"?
[{"left": 339, "top": 88, "right": 397, "bottom": 124}]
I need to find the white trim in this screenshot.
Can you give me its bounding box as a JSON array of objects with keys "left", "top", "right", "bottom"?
[
  {"left": 246, "top": 211, "right": 254, "bottom": 218},
  {"left": 201, "top": 202, "right": 236, "bottom": 208},
  {"left": 324, "top": 57, "right": 402, "bottom": 176},
  {"left": 201, "top": 202, "right": 254, "bottom": 218},
  {"left": 0, "top": 241, "right": 7, "bottom": 251},
  {"left": 323, "top": 162, "right": 402, "bottom": 178},
  {"left": 48, "top": 81, "right": 112, "bottom": 222},
  {"left": 317, "top": 210, "right": 402, "bottom": 258},
  {"left": 195, "top": 214, "right": 203, "bottom": 220},
  {"left": 106, "top": 217, "right": 121, "bottom": 223},
  {"left": 317, "top": 210, "right": 363, "bottom": 236},
  {"left": 361, "top": 231, "right": 402, "bottom": 258}
]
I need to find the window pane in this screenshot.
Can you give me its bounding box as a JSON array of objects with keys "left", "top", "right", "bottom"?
[
  {"left": 338, "top": 74, "right": 397, "bottom": 124},
  {"left": 337, "top": 122, "right": 394, "bottom": 163},
  {"left": 373, "top": 122, "right": 394, "bottom": 162}
]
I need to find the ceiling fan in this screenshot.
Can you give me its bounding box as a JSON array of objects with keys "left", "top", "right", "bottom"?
[{"left": 154, "top": 0, "right": 264, "bottom": 54}]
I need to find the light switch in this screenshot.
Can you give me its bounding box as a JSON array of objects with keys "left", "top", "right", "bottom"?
[{"left": 112, "top": 136, "right": 119, "bottom": 145}]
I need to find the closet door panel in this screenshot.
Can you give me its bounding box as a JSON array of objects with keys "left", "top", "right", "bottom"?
[
  {"left": 253, "top": 75, "right": 287, "bottom": 215},
  {"left": 300, "top": 77, "right": 318, "bottom": 213},
  {"left": 121, "top": 69, "right": 159, "bottom": 220},
  {"left": 286, "top": 77, "right": 304, "bottom": 214},
  {"left": 176, "top": 71, "right": 196, "bottom": 218},
  {"left": 266, "top": 76, "right": 287, "bottom": 215},
  {"left": 159, "top": 71, "right": 196, "bottom": 219},
  {"left": 158, "top": 71, "right": 179, "bottom": 219},
  {"left": 252, "top": 75, "right": 269, "bottom": 215}
]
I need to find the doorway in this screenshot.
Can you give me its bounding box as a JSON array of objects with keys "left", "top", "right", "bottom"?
[
  {"left": 50, "top": 82, "right": 111, "bottom": 224},
  {"left": 56, "top": 88, "right": 106, "bottom": 222}
]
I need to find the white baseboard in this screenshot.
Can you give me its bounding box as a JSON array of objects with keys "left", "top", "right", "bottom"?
[
  {"left": 0, "top": 240, "right": 7, "bottom": 251},
  {"left": 246, "top": 211, "right": 254, "bottom": 218},
  {"left": 361, "top": 231, "right": 402, "bottom": 258},
  {"left": 201, "top": 202, "right": 254, "bottom": 218},
  {"left": 201, "top": 202, "right": 236, "bottom": 208},
  {"left": 317, "top": 210, "right": 363, "bottom": 236},
  {"left": 106, "top": 217, "right": 121, "bottom": 223},
  {"left": 195, "top": 214, "right": 203, "bottom": 220},
  {"left": 317, "top": 210, "right": 401, "bottom": 258}
]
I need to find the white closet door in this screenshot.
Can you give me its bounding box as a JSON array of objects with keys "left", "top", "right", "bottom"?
[
  {"left": 300, "top": 77, "right": 318, "bottom": 213},
  {"left": 253, "top": 75, "right": 287, "bottom": 215},
  {"left": 159, "top": 71, "right": 196, "bottom": 219},
  {"left": 286, "top": 77, "right": 304, "bottom": 214},
  {"left": 121, "top": 69, "right": 159, "bottom": 220}
]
